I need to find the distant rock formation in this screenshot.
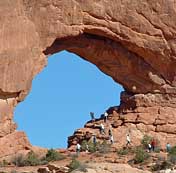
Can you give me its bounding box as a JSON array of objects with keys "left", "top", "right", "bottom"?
[{"left": 0, "top": 0, "right": 175, "bottom": 157}]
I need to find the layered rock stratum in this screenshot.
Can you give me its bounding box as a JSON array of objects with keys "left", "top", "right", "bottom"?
[{"left": 0, "top": 0, "right": 176, "bottom": 157}]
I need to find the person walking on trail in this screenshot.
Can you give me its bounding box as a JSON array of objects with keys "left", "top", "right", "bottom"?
[
  {"left": 108, "top": 128, "right": 112, "bottom": 137},
  {"left": 76, "top": 143, "right": 81, "bottom": 155},
  {"left": 126, "top": 134, "right": 131, "bottom": 146},
  {"left": 104, "top": 111, "right": 108, "bottom": 123},
  {"left": 148, "top": 143, "right": 152, "bottom": 152},
  {"left": 90, "top": 112, "right": 95, "bottom": 122},
  {"left": 100, "top": 123, "right": 105, "bottom": 134},
  {"left": 110, "top": 135, "right": 114, "bottom": 144},
  {"left": 93, "top": 135, "right": 97, "bottom": 145},
  {"left": 151, "top": 139, "right": 156, "bottom": 152},
  {"left": 166, "top": 142, "right": 171, "bottom": 152}
]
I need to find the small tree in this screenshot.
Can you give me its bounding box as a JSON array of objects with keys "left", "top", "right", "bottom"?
[
  {"left": 134, "top": 147, "right": 150, "bottom": 164},
  {"left": 12, "top": 154, "right": 26, "bottom": 167},
  {"left": 68, "top": 159, "right": 80, "bottom": 172},
  {"left": 45, "top": 149, "right": 65, "bottom": 162},
  {"left": 97, "top": 140, "right": 111, "bottom": 154},
  {"left": 168, "top": 146, "right": 176, "bottom": 164},
  {"left": 81, "top": 140, "right": 88, "bottom": 151},
  {"left": 25, "top": 151, "right": 40, "bottom": 166},
  {"left": 117, "top": 147, "right": 129, "bottom": 156},
  {"left": 68, "top": 159, "right": 87, "bottom": 172},
  {"left": 141, "top": 135, "right": 152, "bottom": 149}
]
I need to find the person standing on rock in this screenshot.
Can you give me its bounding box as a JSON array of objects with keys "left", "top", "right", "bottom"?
[
  {"left": 104, "top": 111, "right": 108, "bottom": 123},
  {"left": 148, "top": 143, "right": 152, "bottom": 152},
  {"left": 151, "top": 139, "right": 156, "bottom": 152},
  {"left": 100, "top": 123, "right": 105, "bottom": 134},
  {"left": 166, "top": 142, "right": 171, "bottom": 152},
  {"left": 90, "top": 112, "right": 95, "bottom": 122},
  {"left": 110, "top": 135, "right": 114, "bottom": 144},
  {"left": 126, "top": 134, "right": 131, "bottom": 147},
  {"left": 76, "top": 143, "right": 81, "bottom": 155},
  {"left": 93, "top": 135, "right": 97, "bottom": 145}
]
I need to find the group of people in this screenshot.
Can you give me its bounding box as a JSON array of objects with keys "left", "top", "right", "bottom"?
[
  {"left": 147, "top": 140, "right": 171, "bottom": 153},
  {"left": 90, "top": 111, "right": 109, "bottom": 123},
  {"left": 75, "top": 133, "right": 131, "bottom": 155},
  {"left": 75, "top": 111, "right": 173, "bottom": 155}
]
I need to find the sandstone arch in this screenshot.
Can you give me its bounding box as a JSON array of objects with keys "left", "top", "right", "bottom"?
[{"left": 0, "top": 0, "right": 176, "bottom": 157}]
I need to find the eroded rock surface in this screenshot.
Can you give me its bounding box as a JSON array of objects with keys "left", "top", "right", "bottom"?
[{"left": 0, "top": 0, "right": 175, "bottom": 157}]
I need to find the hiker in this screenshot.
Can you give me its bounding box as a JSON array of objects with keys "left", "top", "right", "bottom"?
[
  {"left": 148, "top": 143, "right": 152, "bottom": 152},
  {"left": 104, "top": 111, "right": 108, "bottom": 123},
  {"left": 151, "top": 139, "right": 156, "bottom": 152},
  {"left": 166, "top": 142, "right": 171, "bottom": 152},
  {"left": 90, "top": 112, "right": 95, "bottom": 122},
  {"left": 93, "top": 135, "right": 97, "bottom": 145},
  {"left": 76, "top": 143, "right": 81, "bottom": 155},
  {"left": 110, "top": 134, "right": 114, "bottom": 144},
  {"left": 126, "top": 134, "right": 131, "bottom": 146},
  {"left": 108, "top": 128, "right": 112, "bottom": 137},
  {"left": 100, "top": 123, "right": 105, "bottom": 134}
]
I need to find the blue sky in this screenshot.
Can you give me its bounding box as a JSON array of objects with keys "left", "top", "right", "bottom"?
[{"left": 14, "top": 51, "right": 123, "bottom": 149}]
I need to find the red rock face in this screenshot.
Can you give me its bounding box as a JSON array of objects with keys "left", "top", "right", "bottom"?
[{"left": 0, "top": 0, "right": 175, "bottom": 156}]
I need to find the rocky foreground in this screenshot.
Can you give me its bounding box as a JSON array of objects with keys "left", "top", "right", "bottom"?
[
  {"left": 0, "top": 151, "right": 175, "bottom": 173},
  {"left": 0, "top": 1, "right": 175, "bottom": 172},
  {"left": 0, "top": 0, "right": 176, "bottom": 158}
]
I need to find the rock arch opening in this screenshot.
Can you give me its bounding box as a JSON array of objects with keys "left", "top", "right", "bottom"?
[{"left": 14, "top": 50, "right": 123, "bottom": 148}]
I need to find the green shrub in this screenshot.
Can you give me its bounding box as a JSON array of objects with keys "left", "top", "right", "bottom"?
[
  {"left": 97, "top": 141, "right": 111, "bottom": 154},
  {"left": 68, "top": 159, "right": 81, "bottom": 172},
  {"left": 117, "top": 148, "right": 129, "bottom": 155},
  {"left": 45, "top": 149, "right": 65, "bottom": 162},
  {"left": 25, "top": 151, "right": 41, "bottom": 166},
  {"left": 141, "top": 135, "right": 152, "bottom": 149},
  {"left": 168, "top": 146, "right": 176, "bottom": 164},
  {"left": 12, "top": 154, "right": 26, "bottom": 167},
  {"left": 68, "top": 159, "right": 88, "bottom": 172},
  {"left": 169, "top": 146, "right": 176, "bottom": 155},
  {"left": 12, "top": 151, "right": 48, "bottom": 167},
  {"left": 134, "top": 147, "right": 150, "bottom": 164},
  {"left": 81, "top": 140, "right": 88, "bottom": 151},
  {"left": 151, "top": 160, "right": 172, "bottom": 171},
  {"left": 0, "top": 160, "right": 8, "bottom": 167},
  {"left": 87, "top": 141, "right": 97, "bottom": 153}
]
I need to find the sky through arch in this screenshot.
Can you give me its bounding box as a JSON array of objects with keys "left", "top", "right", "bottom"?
[{"left": 14, "top": 50, "right": 123, "bottom": 149}]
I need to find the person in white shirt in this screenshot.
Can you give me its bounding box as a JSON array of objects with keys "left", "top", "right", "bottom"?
[
  {"left": 126, "top": 134, "right": 131, "bottom": 146},
  {"left": 76, "top": 143, "right": 81, "bottom": 155},
  {"left": 100, "top": 123, "right": 105, "bottom": 134},
  {"left": 110, "top": 135, "right": 114, "bottom": 144},
  {"left": 104, "top": 111, "right": 108, "bottom": 123}
]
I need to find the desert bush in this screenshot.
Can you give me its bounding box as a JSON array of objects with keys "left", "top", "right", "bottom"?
[
  {"left": 97, "top": 140, "right": 111, "bottom": 154},
  {"left": 134, "top": 147, "right": 150, "bottom": 164},
  {"left": 117, "top": 147, "right": 129, "bottom": 156},
  {"left": 68, "top": 159, "right": 81, "bottom": 172},
  {"left": 87, "top": 141, "right": 97, "bottom": 153},
  {"left": 169, "top": 146, "right": 176, "bottom": 155},
  {"left": 68, "top": 159, "right": 88, "bottom": 172},
  {"left": 141, "top": 135, "right": 152, "bottom": 149},
  {"left": 24, "top": 151, "right": 41, "bottom": 166},
  {"left": 168, "top": 146, "right": 176, "bottom": 164},
  {"left": 45, "top": 149, "right": 66, "bottom": 162},
  {"left": 81, "top": 140, "right": 88, "bottom": 151},
  {"left": 0, "top": 160, "right": 8, "bottom": 167},
  {"left": 151, "top": 160, "right": 172, "bottom": 171},
  {"left": 12, "top": 151, "right": 48, "bottom": 167},
  {"left": 12, "top": 154, "right": 26, "bottom": 167}
]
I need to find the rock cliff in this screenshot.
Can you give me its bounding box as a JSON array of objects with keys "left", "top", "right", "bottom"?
[{"left": 0, "top": 0, "right": 176, "bottom": 157}]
